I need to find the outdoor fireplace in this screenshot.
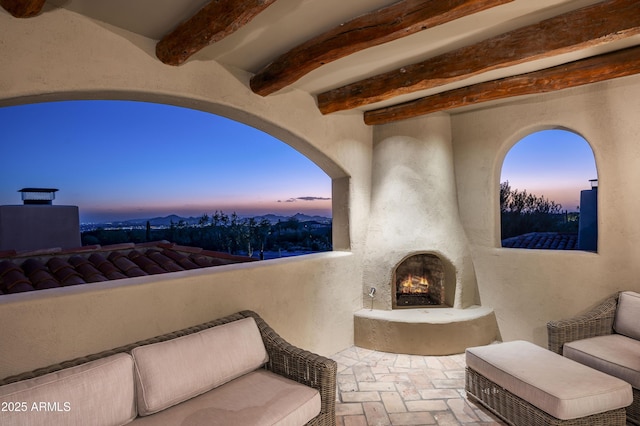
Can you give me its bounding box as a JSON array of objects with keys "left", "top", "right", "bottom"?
[
  {"left": 393, "top": 253, "right": 445, "bottom": 308},
  {"left": 356, "top": 121, "right": 497, "bottom": 354}
]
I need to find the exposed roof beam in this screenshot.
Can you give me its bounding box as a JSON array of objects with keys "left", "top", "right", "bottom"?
[
  {"left": 250, "top": 0, "right": 513, "bottom": 96},
  {"left": 156, "top": 0, "right": 277, "bottom": 66},
  {"left": 0, "top": 0, "right": 45, "bottom": 17},
  {"left": 364, "top": 45, "right": 640, "bottom": 125},
  {"left": 318, "top": 0, "right": 640, "bottom": 114}
]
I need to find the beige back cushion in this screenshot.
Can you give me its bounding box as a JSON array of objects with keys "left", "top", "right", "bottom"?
[
  {"left": 132, "top": 316, "right": 268, "bottom": 416},
  {"left": 614, "top": 291, "right": 640, "bottom": 340},
  {"left": 0, "top": 353, "right": 136, "bottom": 426}
]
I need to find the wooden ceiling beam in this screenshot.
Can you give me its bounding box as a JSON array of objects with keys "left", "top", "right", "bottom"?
[
  {"left": 319, "top": 0, "right": 640, "bottom": 114},
  {"left": 250, "top": 0, "right": 513, "bottom": 96},
  {"left": 0, "top": 0, "right": 45, "bottom": 17},
  {"left": 156, "top": 0, "right": 277, "bottom": 66},
  {"left": 364, "top": 45, "right": 640, "bottom": 125}
]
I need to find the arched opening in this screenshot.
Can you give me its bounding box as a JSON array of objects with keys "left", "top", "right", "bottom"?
[
  {"left": 500, "top": 129, "right": 598, "bottom": 251},
  {"left": 0, "top": 100, "right": 335, "bottom": 259}
]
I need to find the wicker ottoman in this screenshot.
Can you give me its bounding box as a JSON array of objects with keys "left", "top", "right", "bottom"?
[{"left": 465, "top": 340, "right": 632, "bottom": 425}]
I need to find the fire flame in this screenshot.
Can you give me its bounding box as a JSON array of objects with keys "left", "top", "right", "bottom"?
[{"left": 399, "top": 274, "right": 429, "bottom": 294}]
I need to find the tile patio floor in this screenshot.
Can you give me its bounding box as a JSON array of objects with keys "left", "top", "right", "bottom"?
[{"left": 329, "top": 346, "right": 506, "bottom": 426}]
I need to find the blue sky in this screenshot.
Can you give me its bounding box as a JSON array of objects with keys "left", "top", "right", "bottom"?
[
  {"left": 0, "top": 100, "right": 331, "bottom": 223},
  {"left": 501, "top": 129, "right": 598, "bottom": 212},
  {"left": 1, "top": 101, "right": 597, "bottom": 223}
]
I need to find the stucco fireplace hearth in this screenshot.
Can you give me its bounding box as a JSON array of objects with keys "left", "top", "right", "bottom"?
[
  {"left": 355, "top": 248, "right": 496, "bottom": 355},
  {"left": 355, "top": 116, "right": 498, "bottom": 355}
]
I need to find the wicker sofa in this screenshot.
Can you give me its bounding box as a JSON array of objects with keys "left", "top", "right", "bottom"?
[
  {"left": 547, "top": 291, "right": 640, "bottom": 425},
  {"left": 0, "top": 310, "right": 337, "bottom": 426}
]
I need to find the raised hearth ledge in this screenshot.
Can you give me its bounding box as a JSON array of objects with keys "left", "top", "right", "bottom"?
[{"left": 354, "top": 306, "right": 498, "bottom": 356}]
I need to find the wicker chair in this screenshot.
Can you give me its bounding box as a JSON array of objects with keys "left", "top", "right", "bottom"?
[
  {"left": 547, "top": 293, "right": 640, "bottom": 425},
  {"left": 0, "top": 310, "right": 337, "bottom": 426}
]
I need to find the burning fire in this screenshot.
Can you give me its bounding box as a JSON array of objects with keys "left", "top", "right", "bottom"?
[{"left": 399, "top": 274, "right": 429, "bottom": 294}]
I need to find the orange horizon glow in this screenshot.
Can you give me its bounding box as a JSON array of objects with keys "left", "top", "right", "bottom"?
[{"left": 79, "top": 199, "right": 332, "bottom": 223}]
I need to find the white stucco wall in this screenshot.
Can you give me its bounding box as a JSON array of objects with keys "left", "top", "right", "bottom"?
[
  {"left": 0, "top": 7, "right": 370, "bottom": 377},
  {"left": 3, "top": 3, "right": 640, "bottom": 377},
  {"left": 452, "top": 74, "right": 640, "bottom": 346},
  {"left": 0, "top": 252, "right": 359, "bottom": 378}
]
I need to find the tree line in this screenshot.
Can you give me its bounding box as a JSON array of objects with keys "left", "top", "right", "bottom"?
[
  {"left": 500, "top": 181, "right": 579, "bottom": 239},
  {"left": 82, "top": 211, "right": 332, "bottom": 258}
]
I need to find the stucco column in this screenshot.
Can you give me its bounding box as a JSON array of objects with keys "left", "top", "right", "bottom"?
[{"left": 363, "top": 114, "right": 479, "bottom": 310}]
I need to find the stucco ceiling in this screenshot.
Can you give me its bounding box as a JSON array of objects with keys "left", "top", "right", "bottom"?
[{"left": 12, "top": 0, "right": 640, "bottom": 122}]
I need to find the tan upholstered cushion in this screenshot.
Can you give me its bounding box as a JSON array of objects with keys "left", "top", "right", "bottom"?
[
  {"left": 132, "top": 317, "right": 268, "bottom": 416},
  {"left": 0, "top": 353, "right": 136, "bottom": 426},
  {"left": 564, "top": 333, "right": 640, "bottom": 389},
  {"left": 466, "top": 340, "right": 632, "bottom": 420},
  {"left": 614, "top": 291, "right": 640, "bottom": 340},
  {"left": 131, "top": 369, "right": 321, "bottom": 426}
]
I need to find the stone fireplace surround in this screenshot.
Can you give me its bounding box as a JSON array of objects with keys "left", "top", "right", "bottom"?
[{"left": 356, "top": 116, "right": 498, "bottom": 355}]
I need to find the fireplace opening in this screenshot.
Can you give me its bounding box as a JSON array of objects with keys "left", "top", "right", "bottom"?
[{"left": 393, "top": 253, "right": 446, "bottom": 308}]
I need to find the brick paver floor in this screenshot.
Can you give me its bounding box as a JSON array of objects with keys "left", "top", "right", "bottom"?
[{"left": 330, "top": 346, "right": 505, "bottom": 426}]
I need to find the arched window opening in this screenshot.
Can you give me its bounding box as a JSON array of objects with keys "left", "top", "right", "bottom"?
[
  {"left": 0, "top": 100, "right": 332, "bottom": 260},
  {"left": 500, "top": 129, "right": 597, "bottom": 251}
]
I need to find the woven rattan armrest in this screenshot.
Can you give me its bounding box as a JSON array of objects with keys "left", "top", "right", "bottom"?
[
  {"left": 0, "top": 310, "right": 337, "bottom": 426},
  {"left": 240, "top": 310, "right": 337, "bottom": 426},
  {"left": 547, "top": 294, "right": 618, "bottom": 354}
]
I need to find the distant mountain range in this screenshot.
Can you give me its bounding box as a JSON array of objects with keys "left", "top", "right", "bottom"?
[{"left": 86, "top": 213, "right": 331, "bottom": 228}]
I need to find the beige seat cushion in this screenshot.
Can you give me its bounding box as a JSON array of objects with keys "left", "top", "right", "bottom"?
[
  {"left": 614, "top": 291, "right": 640, "bottom": 340},
  {"left": 466, "top": 340, "right": 632, "bottom": 420},
  {"left": 130, "top": 369, "right": 321, "bottom": 426},
  {"left": 0, "top": 353, "right": 136, "bottom": 426},
  {"left": 132, "top": 317, "right": 268, "bottom": 415},
  {"left": 564, "top": 333, "right": 640, "bottom": 389}
]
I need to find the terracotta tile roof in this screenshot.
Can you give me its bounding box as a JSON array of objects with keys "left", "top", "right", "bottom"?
[
  {"left": 0, "top": 241, "right": 256, "bottom": 295},
  {"left": 501, "top": 232, "right": 579, "bottom": 250}
]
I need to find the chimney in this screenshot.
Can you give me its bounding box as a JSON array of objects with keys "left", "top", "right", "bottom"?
[
  {"left": 0, "top": 188, "right": 80, "bottom": 251},
  {"left": 19, "top": 188, "right": 58, "bottom": 205},
  {"left": 577, "top": 179, "right": 598, "bottom": 252}
]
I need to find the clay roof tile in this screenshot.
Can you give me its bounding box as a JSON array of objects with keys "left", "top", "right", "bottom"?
[
  {"left": 0, "top": 242, "right": 256, "bottom": 296},
  {"left": 127, "top": 250, "right": 166, "bottom": 275}
]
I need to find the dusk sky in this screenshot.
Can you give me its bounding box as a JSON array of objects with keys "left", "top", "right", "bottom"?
[
  {"left": 0, "top": 100, "right": 331, "bottom": 223},
  {"left": 501, "top": 129, "right": 598, "bottom": 212},
  {"left": 1, "top": 101, "right": 596, "bottom": 223}
]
